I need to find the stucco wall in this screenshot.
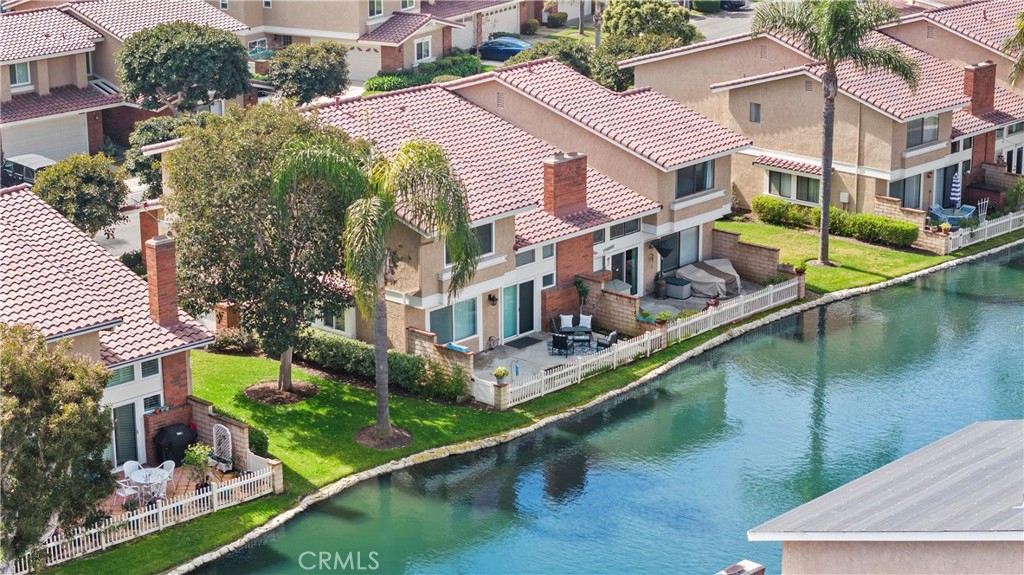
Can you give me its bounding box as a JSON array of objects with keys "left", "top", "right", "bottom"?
[
  {"left": 91, "top": 29, "right": 121, "bottom": 85},
  {"left": 418, "top": 215, "right": 517, "bottom": 299},
  {"left": 782, "top": 540, "right": 1024, "bottom": 575},
  {"left": 730, "top": 153, "right": 887, "bottom": 214},
  {"left": 403, "top": 28, "right": 444, "bottom": 69}
]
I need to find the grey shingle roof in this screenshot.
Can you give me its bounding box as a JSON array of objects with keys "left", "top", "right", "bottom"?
[{"left": 749, "top": 420, "right": 1024, "bottom": 541}]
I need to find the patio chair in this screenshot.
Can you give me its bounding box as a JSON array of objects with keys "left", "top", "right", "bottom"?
[
  {"left": 114, "top": 479, "right": 139, "bottom": 508},
  {"left": 155, "top": 460, "right": 176, "bottom": 499},
  {"left": 549, "top": 333, "right": 572, "bottom": 356},
  {"left": 122, "top": 460, "right": 142, "bottom": 480},
  {"left": 596, "top": 331, "right": 618, "bottom": 350}
]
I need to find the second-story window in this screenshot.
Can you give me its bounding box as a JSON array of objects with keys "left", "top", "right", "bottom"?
[
  {"left": 219, "top": 0, "right": 228, "bottom": 9},
  {"left": 264, "top": 0, "right": 271, "bottom": 7},
  {"left": 445, "top": 223, "right": 493, "bottom": 265},
  {"left": 401, "top": 0, "right": 414, "bottom": 8},
  {"left": 9, "top": 63, "right": 30, "bottom": 88},
  {"left": 675, "top": 159, "right": 715, "bottom": 199},
  {"left": 415, "top": 38, "right": 432, "bottom": 63},
  {"left": 610, "top": 218, "right": 640, "bottom": 239},
  {"left": 515, "top": 249, "right": 535, "bottom": 267},
  {"left": 369, "top": 0, "right": 383, "bottom": 17},
  {"left": 749, "top": 102, "right": 761, "bottom": 124},
  {"left": 906, "top": 115, "right": 939, "bottom": 148}
]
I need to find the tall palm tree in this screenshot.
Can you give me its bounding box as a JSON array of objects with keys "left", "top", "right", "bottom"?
[
  {"left": 343, "top": 140, "right": 480, "bottom": 440},
  {"left": 1003, "top": 12, "right": 1024, "bottom": 86},
  {"left": 752, "top": 0, "right": 919, "bottom": 266}
]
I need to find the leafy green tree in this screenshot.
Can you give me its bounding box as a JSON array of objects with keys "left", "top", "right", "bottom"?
[
  {"left": 117, "top": 22, "right": 249, "bottom": 116},
  {"left": 342, "top": 141, "right": 479, "bottom": 441},
  {"left": 602, "top": 0, "right": 702, "bottom": 43},
  {"left": 504, "top": 37, "right": 594, "bottom": 76},
  {"left": 32, "top": 153, "right": 128, "bottom": 237},
  {"left": 269, "top": 42, "right": 350, "bottom": 105},
  {"left": 1002, "top": 12, "right": 1024, "bottom": 86},
  {"left": 592, "top": 34, "right": 682, "bottom": 90},
  {"left": 0, "top": 324, "right": 116, "bottom": 570},
  {"left": 124, "top": 114, "right": 210, "bottom": 199},
  {"left": 165, "top": 104, "right": 359, "bottom": 391},
  {"left": 752, "top": 0, "right": 918, "bottom": 266}
]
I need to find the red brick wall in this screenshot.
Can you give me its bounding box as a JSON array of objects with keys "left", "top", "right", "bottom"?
[
  {"left": 145, "top": 236, "right": 178, "bottom": 326},
  {"left": 188, "top": 397, "right": 250, "bottom": 471},
  {"left": 543, "top": 153, "right": 587, "bottom": 217},
  {"left": 442, "top": 27, "right": 452, "bottom": 56},
  {"left": 215, "top": 302, "right": 241, "bottom": 332},
  {"left": 520, "top": 2, "right": 529, "bottom": 25},
  {"left": 710, "top": 229, "right": 781, "bottom": 283},
  {"left": 381, "top": 46, "right": 403, "bottom": 71},
  {"left": 963, "top": 61, "right": 996, "bottom": 115},
  {"left": 103, "top": 106, "right": 171, "bottom": 147},
  {"left": 542, "top": 233, "right": 594, "bottom": 321},
  {"left": 972, "top": 133, "right": 996, "bottom": 178},
  {"left": 139, "top": 209, "right": 162, "bottom": 267},
  {"left": 87, "top": 110, "right": 104, "bottom": 153},
  {"left": 142, "top": 404, "right": 190, "bottom": 465},
  {"left": 162, "top": 351, "right": 191, "bottom": 408}
]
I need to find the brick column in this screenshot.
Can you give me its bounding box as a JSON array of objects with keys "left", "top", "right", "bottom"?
[
  {"left": 442, "top": 27, "right": 452, "bottom": 56},
  {"left": 87, "top": 111, "right": 104, "bottom": 153},
  {"left": 145, "top": 235, "right": 178, "bottom": 326},
  {"left": 215, "top": 302, "right": 241, "bottom": 332},
  {"left": 381, "top": 46, "right": 403, "bottom": 71},
  {"left": 139, "top": 209, "right": 163, "bottom": 267}
]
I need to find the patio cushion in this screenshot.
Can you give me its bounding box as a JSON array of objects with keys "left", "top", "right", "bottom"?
[
  {"left": 579, "top": 314, "right": 592, "bottom": 329},
  {"left": 560, "top": 314, "right": 573, "bottom": 329}
]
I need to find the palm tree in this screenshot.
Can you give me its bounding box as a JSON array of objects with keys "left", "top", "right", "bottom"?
[
  {"left": 343, "top": 140, "right": 480, "bottom": 440},
  {"left": 752, "top": 0, "right": 919, "bottom": 266},
  {"left": 1002, "top": 12, "right": 1024, "bottom": 86}
]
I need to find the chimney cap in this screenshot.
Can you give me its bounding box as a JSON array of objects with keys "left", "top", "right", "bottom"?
[{"left": 146, "top": 234, "right": 174, "bottom": 246}]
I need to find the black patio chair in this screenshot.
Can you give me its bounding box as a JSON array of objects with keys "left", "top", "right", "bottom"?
[
  {"left": 549, "top": 333, "right": 572, "bottom": 356},
  {"left": 596, "top": 331, "right": 618, "bottom": 350}
]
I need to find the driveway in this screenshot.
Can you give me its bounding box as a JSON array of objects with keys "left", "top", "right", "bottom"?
[{"left": 690, "top": 6, "right": 755, "bottom": 41}]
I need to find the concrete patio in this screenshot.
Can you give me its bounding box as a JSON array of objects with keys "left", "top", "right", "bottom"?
[
  {"left": 638, "top": 278, "right": 764, "bottom": 317},
  {"left": 473, "top": 332, "right": 607, "bottom": 384},
  {"left": 101, "top": 465, "right": 235, "bottom": 517}
]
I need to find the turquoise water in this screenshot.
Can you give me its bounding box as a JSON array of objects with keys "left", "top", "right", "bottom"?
[{"left": 198, "top": 246, "right": 1024, "bottom": 575}]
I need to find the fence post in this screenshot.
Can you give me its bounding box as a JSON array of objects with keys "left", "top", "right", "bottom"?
[
  {"left": 157, "top": 499, "right": 164, "bottom": 529},
  {"left": 100, "top": 520, "right": 108, "bottom": 550},
  {"left": 211, "top": 482, "right": 220, "bottom": 512},
  {"left": 612, "top": 345, "right": 618, "bottom": 369}
]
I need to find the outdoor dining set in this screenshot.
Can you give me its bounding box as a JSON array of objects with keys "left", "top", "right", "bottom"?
[
  {"left": 113, "top": 460, "right": 176, "bottom": 507},
  {"left": 548, "top": 313, "right": 618, "bottom": 356}
]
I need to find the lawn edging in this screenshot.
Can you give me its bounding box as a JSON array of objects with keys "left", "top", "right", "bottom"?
[{"left": 168, "top": 236, "right": 1023, "bottom": 574}]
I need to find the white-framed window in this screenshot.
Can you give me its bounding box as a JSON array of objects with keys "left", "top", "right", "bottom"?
[
  {"left": 429, "top": 298, "right": 477, "bottom": 344},
  {"left": 107, "top": 365, "right": 135, "bottom": 387},
  {"left": 542, "top": 273, "right": 555, "bottom": 288},
  {"left": 676, "top": 160, "right": 715, "bottom": 199},
  {"left": 658, "top": 227, "right": 700, "bottom": 273},
  {"left": 263, "top": 0, "right": 271, "bottom": 7},
  {"left": 515, "top": 249, "right": 535, "bottom": 267},
  {"left": 368, "top": 0, "right": 383, "bottom": 17},
  {"left": 1009, "top": 122, "right": 1024, "bottom": 135},
  {"left": 542, "top": 244, "right": 554, "bottom": 259},
  {"left": 9, "top": 62, "right": 30, "bottom": 88},
  {"left": 445, "top": 223, "right": 493, "bottom": 265},
  {"left": 401, "top": 0, "right": 414, "bottom": 8},
  {"left": 415, "top": 37, "right": 432, "bottom": 63},
  {"left": 906, "top": 115, "right": 939, "bottom": 148},
  {"left": 249, "top": 38, "right": 268, "bottom": 50},
  {"left": 593, "top": 229, "right": 605, "bottom": 244},
  {"left": 141, "top": 359, "right": 160, "bottom": 378},
  {"left": 888, "top": 174, "right": 922, "bottom": 209},
  {"left": 610, "top": 218, "right": 640, "bottom": 239},
  {"left": 768, "top": 170, "right": 820, "bottom": 204},
  {"left": 749, "top": 102, "right": 761, "bottom": 124},
  {"left": 143, "top": 394, "right": 163, "bottom": 414},
  {"left": 219, "top": 0, "right": 228, "bottom": 9},
  {"left": 322, "top": 312, "right": 345, "bottom": 332}
]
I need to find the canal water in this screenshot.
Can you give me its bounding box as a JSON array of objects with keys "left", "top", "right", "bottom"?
[{"left": 198, "top": 245, "right": 1024, "bottom": 575}]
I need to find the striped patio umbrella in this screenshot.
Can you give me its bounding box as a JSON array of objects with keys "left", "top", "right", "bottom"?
[{"left": 950, "top": 171, "right": 962, "bottom": 208}]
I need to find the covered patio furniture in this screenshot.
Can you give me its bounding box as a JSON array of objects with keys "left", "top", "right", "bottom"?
[
  {"left": 929, "top": 204, "right": 976, "bottom": 229},
  {"left": 548, "top": 333, "right": 573, "bottom": 356},
  {"left": 674, "top": 259, "right": 741, "bottom": 298},
  {"left": 596, "top": 331, "right": 619, "bottom": 350},
  {"left": 664, "top": 277, "right": 691, "bottom": 300}
]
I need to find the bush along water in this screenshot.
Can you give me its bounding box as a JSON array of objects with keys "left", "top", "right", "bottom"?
[{"left": 752, "top": 195, "right": 918, "bottom": 248}]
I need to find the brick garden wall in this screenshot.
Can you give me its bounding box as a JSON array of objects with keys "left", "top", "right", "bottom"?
[
  {"left": 578, "top": 274, "right": 642, "bottom": 336},
  {"left": 711, "top": 229, "right": 781, "bottom": 283},
  {"left": 103, "top": 105, "right": 171, "bottom": 147},
  {"left": 874, "top": 195, "right": 949, "bottom": 254},
  {"left": 406, "top": 327, "right": 474, "bottom": 394},
  {"left": 142, "top": 404, "right": 191, "bottom": 465},
  {"left": 188, "top": 396, "right": 251, "bottom": 472},
  {"left": 980, "top": 162, "right": 1022, "bottom": 190}
]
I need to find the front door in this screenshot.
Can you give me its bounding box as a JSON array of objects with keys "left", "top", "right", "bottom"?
[
  {"left": 502, "top": 281, "right": 535, "bottom": 341},
  {"left": 611, "top": 248, "right": 638, "bottom": 295},
  {"left": 112, "top": 403, "right": 138, "bottom": 467}
]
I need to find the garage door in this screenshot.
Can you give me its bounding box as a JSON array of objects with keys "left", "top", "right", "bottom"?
[
  {"left": 2, "top": 114, "right": 88, "bottom": 161},
  {"left": 452, "top": 16, "right": 475, "bottom": 50},
  {"left": 341, "top": 43, "right": 382, "bottom": 81},
  {"left": 482, "top": 4, "right": 520, "bottom": 39}
]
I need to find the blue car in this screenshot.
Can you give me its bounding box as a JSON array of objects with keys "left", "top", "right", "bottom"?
[{"left": 477, "top": 38, "right": 532, "bottom": 62}]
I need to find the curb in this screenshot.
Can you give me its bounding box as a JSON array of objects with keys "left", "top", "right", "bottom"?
[{"left": 168, "top": 237, "right": 1023, "bottom": 574}]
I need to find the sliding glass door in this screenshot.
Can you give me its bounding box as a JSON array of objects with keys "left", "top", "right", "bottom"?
[
  {"left": 502, "top": 281, "right": 535, "bottom": 341},
  {"left": 610, "top": 248, "right": 638, "bottom": 295}
]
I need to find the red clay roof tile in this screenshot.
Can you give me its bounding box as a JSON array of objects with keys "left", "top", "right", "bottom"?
[
  {"left": 922, "top": 0, "right": 1021, "bottom": 56},
  {"left": 359, "top": 12, "right": 461, "bottom": 45},
  {"left": 0, "top": 84, "right": 122, "bottom": 125},
  {"left": 421, "top": 0, "right": 515, "bottom": 20},
  {"left": 0, "top": 8, "right": 101, "bottom": 62},
  {"left": 66, "top": 0, "right": 247, "bottom": 41},
  {"left": 752, "top": 155, "right": 825, "bottom": 176}
]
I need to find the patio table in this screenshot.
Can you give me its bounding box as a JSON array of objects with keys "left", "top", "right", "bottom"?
[{"left": 130, "top": 468, "right": 170, "bottom": 502}]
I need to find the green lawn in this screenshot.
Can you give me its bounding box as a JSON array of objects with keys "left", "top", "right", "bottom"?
[
  {"left": 549, "top": 27, "right": 596, "bottom": 44},
  {"left": 715, "top": 221, "right": 954, "bottom": 292}
]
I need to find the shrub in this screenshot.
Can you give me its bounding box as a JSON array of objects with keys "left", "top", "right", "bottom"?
[
  {"left": 521, "top": 18, "right": 540, "bottom": 35},
  {"left": 431, "top": 74, "right": 460, "bottom": 83},
  {"left": 1007, "top": 180, "right": 1024, "bottom": 212},
  {"left": 490, "top": 31, "right": 520, "bottom": 40},
  {"left": 786, "top": 203, "right": 811, "bottom": 227},
  {"left": 295, "top": 330, "right": 434, "bottom": 396},
  {"left": 118, "top": 250, "right": 146, "bottom": 277},
  {"left": 751, "top": 195, "right": 793, "bottom": 227},
  {"left": 210, "top": 327, "right": 260, "bottom": 354},
  {"left": 423, "top": 362, "right": 466, "bottom": 401},
  {"left": 810, "top": 206, "right": 853, "bottom": 236},
  {"left": 248, "top": 427, "right": 269, "bottom": 457},
  {"left": 692, "top": 0, "right": 721, "bottom": 13},
  {"left": 505, "top": 37, "right": 594, "bottom": 77},
  {"left": 763, "top": 273, "right": 791, "bottom": 286},
  {"left": 363, "top": 75, "right": 410, "bottom": 92},
  {"left": 843, "top": 213, "right": 919, "bottom": 247},
  {"left": 547, "top": 11, "right": 568, "bottom": 28}
]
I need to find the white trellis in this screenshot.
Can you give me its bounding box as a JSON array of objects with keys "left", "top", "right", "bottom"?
[{"left": 210, "top": 424, "right": 233, "bottom": 472}]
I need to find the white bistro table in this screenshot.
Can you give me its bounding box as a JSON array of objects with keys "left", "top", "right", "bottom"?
[{"left": 130, "top": 467, "right": 170, "bottom": 502}]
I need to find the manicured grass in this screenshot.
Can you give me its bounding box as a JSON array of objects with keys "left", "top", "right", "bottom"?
[
  {"left": 54, "top": 353, "right": 530, "bottom": 575},
  {"left": 715, "top": 221, "right": 953, "bottom": 292},
  {"left": 550, "top": 27, "right": 596, "bottom": 44},
  {"left": 951, "top": 227, "right": 1024, "bottom": 257}
]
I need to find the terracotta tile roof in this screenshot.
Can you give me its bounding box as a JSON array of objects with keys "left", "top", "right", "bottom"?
[
  {"left": 0, "top": 84, "right": 122, "bottom": 125},
  {"left": 953, "top": 88, "right": 1024, "bottom": 138},
  {"left": 311, "top": 86, "right": 659, "bottom": 247},
  {"left": 421, "top": 0, "right": 515, "bottom": 20},
  {"left": 0, "top": 185, "right": 212, "bottom": 366},
  {"left": 359, "top": 12, "right": 461, "bottom": 45},
  {"left": 0, "top": 8, "right": 101, "bottom": 62},
  {"left": 922, "top": 0, "right": 1021, "bottom": 56},
  {"left": 752, "top": 155, "right": 825, "bottom": 176},
  {"left": 463, "top": 58, "right": 750, "bottom": 170},
  {"left": 66, "top": 0, "right": 247, "bottom": 41}
]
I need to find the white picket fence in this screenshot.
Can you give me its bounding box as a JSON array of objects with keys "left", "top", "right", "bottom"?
[
  {"left": 946, "top": 210, "right": 1024, "bottom": 251},
  {"left": 11, "top": 467, "right": 274, "bottom": 574},
  {"left": 492, "top": 278, "right": 801, "bottom": 409}
]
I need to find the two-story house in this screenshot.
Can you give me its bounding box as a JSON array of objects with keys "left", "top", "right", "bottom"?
[
  {"left": 1, "top": 0, "right": 247, "bottom": 159},
  {"left": 444, "top": 59, "right": 751, "bottom": 297},
  {"left": 622, "top": 29, "right": 1024, "bottom": 217},
  {"left": 211, "top": 0, "right": 523, "bottom": 81},
  {"left": 0, "top": 183, "right": 213, "bottom": 469}
]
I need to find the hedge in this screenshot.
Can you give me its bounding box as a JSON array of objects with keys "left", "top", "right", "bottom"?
[
  {"left": 490, "top": 31, "right": 520, "bottom": 39},
  {"left": 295, "top": 329, "right": 463, "bottom": 401},
  {"left": 209, "top": 327, "right": 260, "bottom": 354},
  {"left": 248, "top": 427, "right": 269, "bottom": 457},
  {"left": 547, "top": 11, "right": 568, "bottom": 28},
  {"left": 693, "top": 0, "right": 721, "bottom": 13},
  {"left": 751, "top": 195, "right": 797, "bottom": 227},
  {"left": 754, "top": 195, "right": 918, "bottom": 248},
  {"left": 363, "top": 75, "right": 410, "bottom": 92},
  {"left": 366, "top": 54, "right": 481, "bottom": 92},
  {"left": 521, "top": 18, "right": 540, "bottom": 35}
]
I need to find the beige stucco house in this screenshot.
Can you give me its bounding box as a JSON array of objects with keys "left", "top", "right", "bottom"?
[
  {"left": 749, "top": 420, "right": 1024, "bottom": 575},
  {"left": 622, "top": 15, "right": 1024, "bottom": 220}
]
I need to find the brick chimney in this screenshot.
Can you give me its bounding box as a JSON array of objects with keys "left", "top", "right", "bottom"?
[
  {"left": 964, "top": 60, "right": 996, "bottom": 116},
  {"left": 145, "top": 235, "right": 178, "bottom": 326},
  {"left": 542, "top": 152, "right": 587, "bottom": 217}
]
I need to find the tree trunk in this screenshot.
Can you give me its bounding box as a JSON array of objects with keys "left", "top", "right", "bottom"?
[
  {"left": 372, "top": 292, "right": 392, "bottom": 440},
  {"left": 819, "top": 69, "right": 837, "bottom": 266},
  {"left": 578, "top": 2, "right": 585, "bottom": 35},
  {"left": 278, "top": 347, "right": 293, "bottom": 392},
  {"left": 593, "top": 1, "right": 602, "bottom": 46}
]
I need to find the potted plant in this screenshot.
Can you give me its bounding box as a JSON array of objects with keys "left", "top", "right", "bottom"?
[
  {"left": 183, "top": 443, "right": 213, "bottom": 492},
  {"left": 794, "top": 264, "right": 806, "bottom": 276},
  {"left": 637, "top": 309, "right": 654, "bottom": 323},
  {"left": 940, "top": 222, "right": 952, "bottom": 235},
  {"left": 493, "top": 366, "right": 510, "bottom": 386},
  {"left": 655, "top": 311, "right": 673, "bottom": 325},
  {"left": 779, "top": 261, "right": 794, "bottom": 272}
]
